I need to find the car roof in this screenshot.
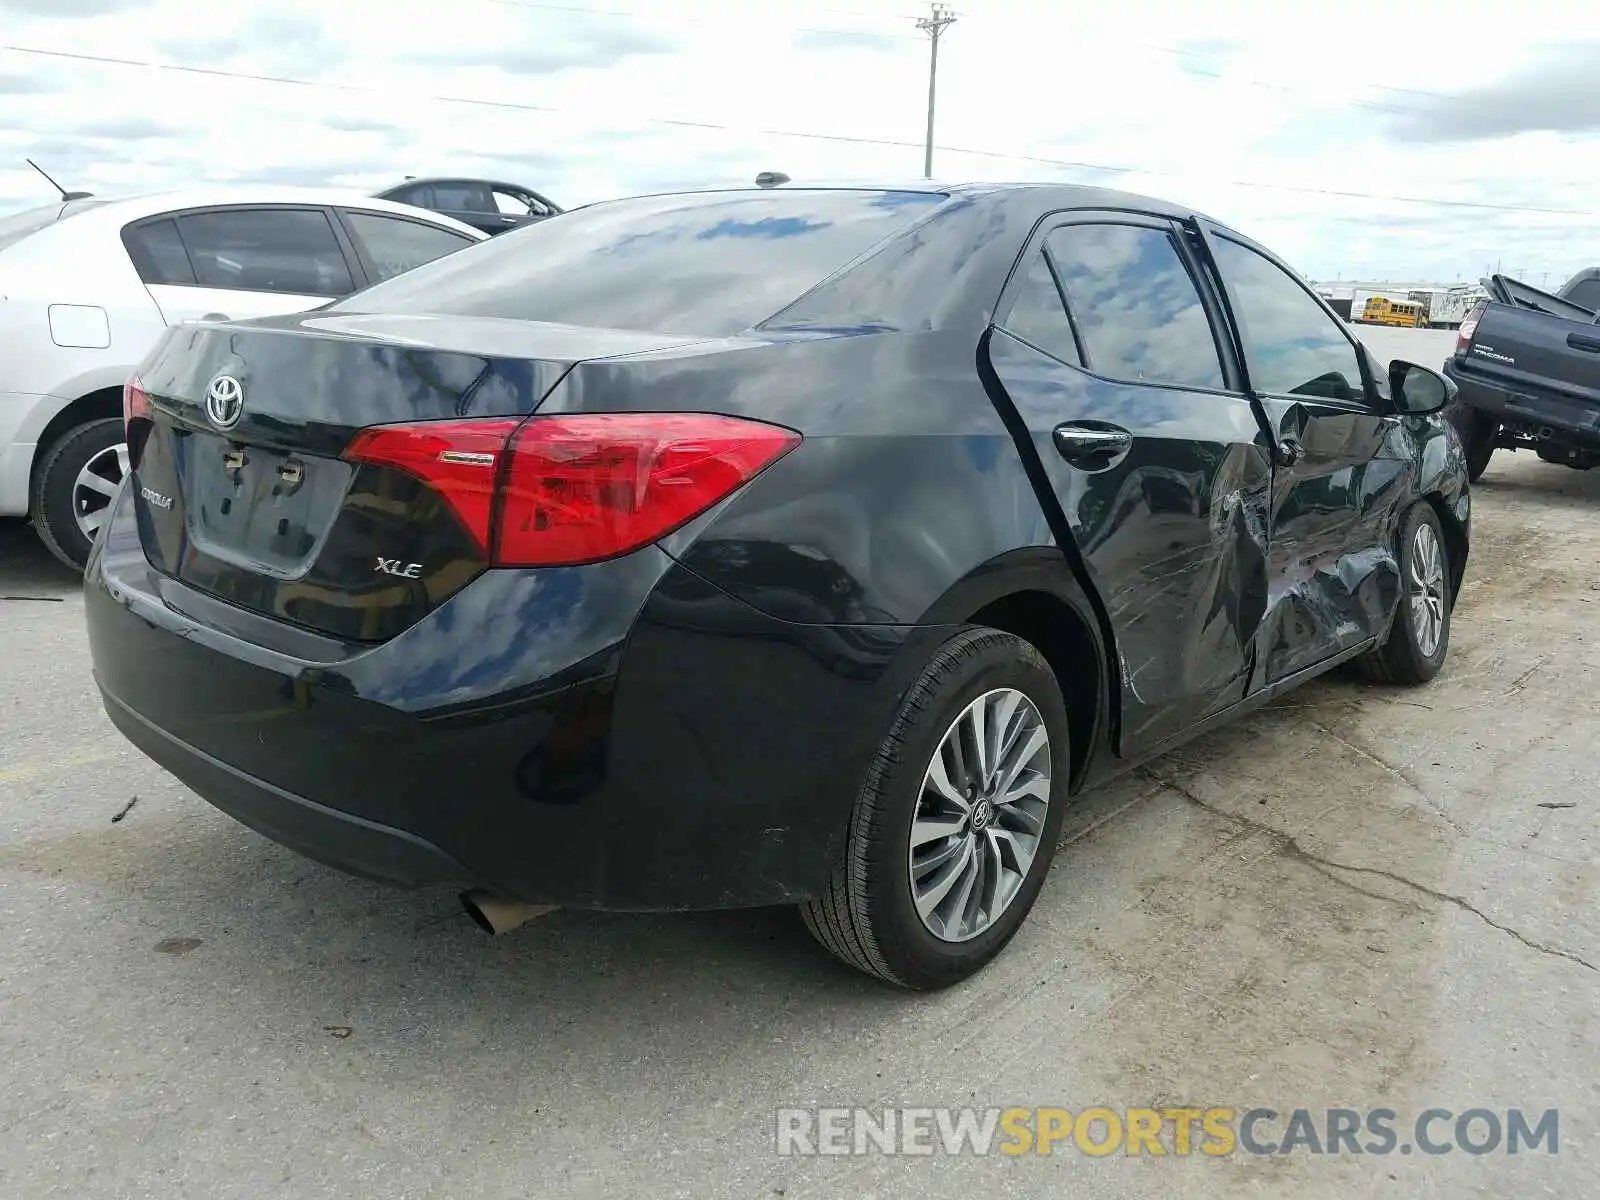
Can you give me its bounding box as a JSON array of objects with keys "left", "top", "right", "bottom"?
[
  {"left": 583, "top": 178, "right": 1221, "bottom": 226},
  {"left": 376, "top": 176, "right": 539, "bottom": 193},
  {"left": 8, "top": 186, "right": 489, "bottom": 239}
]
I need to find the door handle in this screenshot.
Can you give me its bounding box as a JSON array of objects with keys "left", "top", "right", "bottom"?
[
  {"left": 1567, "top": 332, "right": 1600, "bottom": 353},
  {"left": 1052, "top": 423, "right": 1133, "bottom": 468}
]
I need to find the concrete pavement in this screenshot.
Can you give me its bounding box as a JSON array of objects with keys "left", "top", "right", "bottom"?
[{"left": 0, "top": 441, "right": 1594, "bottom": 1199}]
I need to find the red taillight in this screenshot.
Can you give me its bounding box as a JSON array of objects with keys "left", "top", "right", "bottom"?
[
  {"left": 123, "top": 376, "right": 151, "bottom": 433},
  {"left": 1456, "top": 304, "right": 1484, "bottom": 352},
  {"left": 343, "top": 413, "right": 801, "bottom": 566},
  {"left": 344, "top": 418, "right": 522, "bottom": 554}
]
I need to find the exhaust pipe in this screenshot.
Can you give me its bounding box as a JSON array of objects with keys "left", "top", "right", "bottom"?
[{"left": 459, "top": 890, "right": 559, "bottom": 935}]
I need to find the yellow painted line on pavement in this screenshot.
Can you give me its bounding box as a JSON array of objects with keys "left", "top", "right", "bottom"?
[{"left": 0, "top": 745, "right": 121, "bottom": 785}]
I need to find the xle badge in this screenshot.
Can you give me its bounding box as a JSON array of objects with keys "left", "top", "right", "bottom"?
[{"left": 375, "top": 557, "right": 423, "bottom": 579}]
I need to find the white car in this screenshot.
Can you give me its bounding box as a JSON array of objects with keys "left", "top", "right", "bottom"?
[{"left": 0, "top": 187, "right": 487, "bottom": 570}]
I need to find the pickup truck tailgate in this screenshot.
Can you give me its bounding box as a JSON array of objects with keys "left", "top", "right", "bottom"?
[{"left": 1457, "top": 300, "right": 1600, "bottom": 411}]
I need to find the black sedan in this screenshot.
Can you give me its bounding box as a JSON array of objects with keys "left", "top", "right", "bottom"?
[
  {"left": 88, "top": 182, "right": 1469, "bottom": 988},
  {"left": 373, "top": 176, "right": 562, "bottom": 236}
]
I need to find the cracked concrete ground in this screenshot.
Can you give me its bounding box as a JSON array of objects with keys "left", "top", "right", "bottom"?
[{"left": 2, "top": 440, "right": 1595, "bottom": 1199}]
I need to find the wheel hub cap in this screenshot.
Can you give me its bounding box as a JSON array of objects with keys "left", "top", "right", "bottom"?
[
  {"left": 72, "top": 441, "right": 131, "bottom": 542},
  {"left": 908, "top": 687, "right": 1053, "bottom": 943},
  {"left": 969, "top": 799, "right": 995, "bottom": 832},
  {"left": 1408, "top": 522, "right": 1446, "bottom": 658}
]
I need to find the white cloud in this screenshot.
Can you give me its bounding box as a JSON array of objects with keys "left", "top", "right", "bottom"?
[{"left": 1, "top": 0, "right": 1598, "bottom": 281}]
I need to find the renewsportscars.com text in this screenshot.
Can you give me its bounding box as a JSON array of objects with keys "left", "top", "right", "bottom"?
[{"left": 775, "top": 1106, "right": 1559, "bottom": 1158}]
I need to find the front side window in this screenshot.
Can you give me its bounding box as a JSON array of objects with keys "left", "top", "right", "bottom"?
[
  {"left": 999, "top": 251, "right": 1081, "bottom": 366},
  {"left": 176, "top": 208, "right": 354, "bottom": 296},
  {"left": 332, "top": 188, "right": 948, "bottom": 337},
  {"left": 342, "top": 212, "right": 476, "bottom": 282},
  {"left": 492, "top": 189, "right": 532, "bottom": 216},
  {"left": 1211, "top": 237, "right": 1364, "bottom": 402},
  {"left": 1045, "top": 224, "right": 1225, "bottom": 390}
]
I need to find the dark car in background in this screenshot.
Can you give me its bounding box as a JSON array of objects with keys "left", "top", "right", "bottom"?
[
  {"left": 373, "top": 177, "right": 562, "bottom": 236},
  {"left": 88, "top": 183, "right": 1468, "bottom": 989}
]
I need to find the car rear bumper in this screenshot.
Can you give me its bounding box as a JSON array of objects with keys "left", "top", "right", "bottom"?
[
  {"left": 100, "top": 687, "right": 470, "bottom": 887},
  {"left": 86, "top": 485, "right": 925, "bottom": 909},
  {"left": 1444, "top": 359, "right": 1600, "bottom": 449}
]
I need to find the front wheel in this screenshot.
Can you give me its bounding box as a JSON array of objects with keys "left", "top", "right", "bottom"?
[
  {"left": 801, "top": 627, "right": 1071, "bottom": 989},
  {"left": 29, "top": 418, "right": 129, "bottom": 573},
  {"left": 1355, "top": 503, "right": 1452, "bottom": 686}
]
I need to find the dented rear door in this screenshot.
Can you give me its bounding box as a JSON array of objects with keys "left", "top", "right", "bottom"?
[{"left": 983, "top": 212, "right": 1273, "bottom": 760}]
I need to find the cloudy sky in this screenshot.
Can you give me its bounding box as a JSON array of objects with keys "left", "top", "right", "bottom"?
[{"left": 2, "top": 0, "right": 1598, "bottom": 284}]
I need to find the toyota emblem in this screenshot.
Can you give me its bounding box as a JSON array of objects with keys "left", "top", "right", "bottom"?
[{"left": 205, "top": 373, "right": 244, "bottom": 431}]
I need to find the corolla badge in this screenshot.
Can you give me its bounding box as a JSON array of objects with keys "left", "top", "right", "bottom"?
[{"left": 204, "top": 373, "right": 244, "bottom": 431}]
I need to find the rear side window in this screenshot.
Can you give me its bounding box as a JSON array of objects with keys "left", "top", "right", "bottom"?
[
  {"left": 428, "top": 182, "right": 495, "bottom": 213},
  {"left": 342, "top": 212, "right": 476, "bottom": 282},
  {"left": 1000, "top": 252, "right": 1082, "bottom": 366},
  {"left": 1045, "top": 224, "right": 1225, "bottom": 390},
  {"left": 176, "top": 208, "right": 355, "bottom": 296},
  {"left": 331, "top": 189, "right": 948, "bottom": 337},
  {"left": 123, "top": 218, "right": 196, "bottom": 285}
]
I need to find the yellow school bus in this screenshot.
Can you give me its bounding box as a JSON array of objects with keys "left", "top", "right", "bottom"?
[{"left": 1359, "top": 297, "right": 1430, "bottom": 327}]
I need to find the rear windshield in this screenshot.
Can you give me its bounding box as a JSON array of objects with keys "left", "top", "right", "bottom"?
[
  {"left": 330, "top": 188, "right": 948, "bottom": 336},
  {"left": 1564, "top": 276, "right": 1600, "bottom": 313},
  {"left": 0, "top": 199, "right": 106, "bottom": 252}
]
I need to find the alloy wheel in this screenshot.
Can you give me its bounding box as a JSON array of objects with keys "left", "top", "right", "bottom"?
[
  {"left": 73, "top": 441, "right": 130, "bottom": 542},
  {"left": 1409, "top": 521, "right": 1446, "bottom": 658},
  {"left": 909, "top": 687, "right": 1052, "bottom": 943}
]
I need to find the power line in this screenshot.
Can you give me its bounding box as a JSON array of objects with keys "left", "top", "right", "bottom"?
[
  {"left": 3, "top": 43, "right": 1595, "bottom": 217},
  {"left": 358, "top": 0, "right": 1472, "bottom": 117},
  {"left": 478, "top": 0, "right": 920, "bottom": 41},
  {"left": 467, "top": 0, "right": 1450, "bottom": 116}
]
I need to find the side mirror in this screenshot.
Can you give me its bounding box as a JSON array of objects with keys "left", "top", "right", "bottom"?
[{"left": 1389, "top": 359, "right": 1455, "bottom": 415}]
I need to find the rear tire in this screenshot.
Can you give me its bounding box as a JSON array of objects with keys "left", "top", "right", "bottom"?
[
  {"left": 29, "top": 418, "right": 128, "bottom": 574},
  {"left": 1355, "top": 503, "right": 1452, "bottom": 686},
  {"left": 800, "top": 627, "right": 1071, "bottom": 989}
]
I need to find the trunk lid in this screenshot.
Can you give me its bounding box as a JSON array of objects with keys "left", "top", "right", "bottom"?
[{"left": 131, "top": 313, "right": 707, "bottom": 642}]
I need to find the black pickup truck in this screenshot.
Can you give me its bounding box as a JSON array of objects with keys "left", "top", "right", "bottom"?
[{"left": 1443, "top": 269, "right": 1600, "bottom": 480}]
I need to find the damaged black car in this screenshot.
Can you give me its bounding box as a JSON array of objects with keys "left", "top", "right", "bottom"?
[{"left": 86, "top": 182, "right": 1469, "bottom": 989}]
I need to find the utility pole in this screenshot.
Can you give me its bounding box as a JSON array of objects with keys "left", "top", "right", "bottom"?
[{"left": 916, "top": 3, "right": 957, "bottom": 179}]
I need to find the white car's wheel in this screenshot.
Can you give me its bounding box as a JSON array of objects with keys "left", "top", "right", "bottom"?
[{"left": 30, "top": 418, "right": 127, "bottom": 573}]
